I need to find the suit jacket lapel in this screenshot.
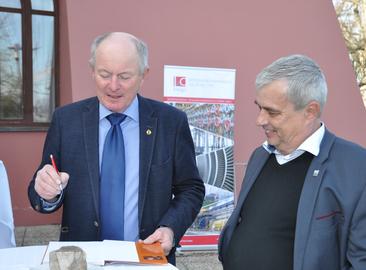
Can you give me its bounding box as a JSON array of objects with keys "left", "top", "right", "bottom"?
[
  {"left": 293, "top": 129, "right": 336, "bottom": 270},
  {"left": 137, "top": 95, "right": 157, "bottom": 226},
  {"left": 82, "top": 97, "right": 100, "bottom": 219}
]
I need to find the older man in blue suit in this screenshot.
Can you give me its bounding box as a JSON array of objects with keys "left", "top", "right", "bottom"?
[
  {"left": 219, "top": 55, "right": 366, "bottom": 270},
  {"left": 28, "top": 32, "right": 205, "bottom": 265}
]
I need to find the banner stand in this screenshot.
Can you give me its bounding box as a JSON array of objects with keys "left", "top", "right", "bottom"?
[{"left": 164, "top": 65, "right": 236, "bottom": 251}]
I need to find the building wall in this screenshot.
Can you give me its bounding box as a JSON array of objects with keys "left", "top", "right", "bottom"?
[{"left": 1, "top": 0, "right": 365, "bottom": 226}]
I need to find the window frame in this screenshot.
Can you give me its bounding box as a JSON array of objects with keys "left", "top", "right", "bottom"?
[{"left": 0, "top": 0, "right": 59, "bottom": 131}]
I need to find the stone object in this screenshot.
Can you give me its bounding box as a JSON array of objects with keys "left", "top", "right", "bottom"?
[{"left": 49, "top": 246, "right": 87, "bottom": 270}]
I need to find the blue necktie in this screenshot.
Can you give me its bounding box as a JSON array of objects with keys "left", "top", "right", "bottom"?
[{"left": 100, "top": 113, "right": 127, "bottom": 240}]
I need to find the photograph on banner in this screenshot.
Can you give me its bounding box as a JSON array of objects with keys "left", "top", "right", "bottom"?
[{"left": 164, "top": 65, "right": 236, "bottom": 249}]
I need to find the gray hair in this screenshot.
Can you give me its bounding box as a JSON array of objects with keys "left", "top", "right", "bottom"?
[
  {"left": 255, "top": 54, "right": 328, "bottom": 113},
  {"left": 88, "top": 32, "right": 149, "bottom": 74}
]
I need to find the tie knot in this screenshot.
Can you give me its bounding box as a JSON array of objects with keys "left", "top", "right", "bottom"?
[{"left": 107, "top": 113, "right": 126, "bottom": 126}]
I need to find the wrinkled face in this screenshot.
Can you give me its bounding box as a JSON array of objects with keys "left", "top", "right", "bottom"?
[
  {"left": 92, "top": 35, "right": 147, "bottom": 112},
  {"left": 255, "top": 80, "right": 310, "bottom": 155}
]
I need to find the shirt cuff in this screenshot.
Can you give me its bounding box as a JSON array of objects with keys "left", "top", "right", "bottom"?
[{"left": 40, "top": 190, "right": 63, "bottom": 211}]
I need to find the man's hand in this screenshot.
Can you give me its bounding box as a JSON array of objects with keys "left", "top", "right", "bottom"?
[
  {"left": 143, "top": 227, "right": 174, "bottom": 255},
  {"left": 34, "top": 164, "right": 69, "bottom": 201}
]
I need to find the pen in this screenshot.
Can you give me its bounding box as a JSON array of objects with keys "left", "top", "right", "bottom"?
[{"left": 50, "top": 154, "right": 63, "bottom": 191}]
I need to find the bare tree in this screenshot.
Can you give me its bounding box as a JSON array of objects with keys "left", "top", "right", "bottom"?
[
  {"left": 0, "top": 13, "right": 23, "bottom": 119},
  {"left": 333, "top": 0, "right": 366, "bottom": 107}
]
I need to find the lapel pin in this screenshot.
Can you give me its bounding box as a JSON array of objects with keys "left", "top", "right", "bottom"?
[
  {"left": 313, "top": 170, "right": 319, "bottom": 176},
  {"left": 146, "top": 129, "right": 152, "bottom": 135}
]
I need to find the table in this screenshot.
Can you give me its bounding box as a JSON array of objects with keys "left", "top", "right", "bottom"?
[{"left": 0, "top": 245, "right": 178, "bottom": 270}]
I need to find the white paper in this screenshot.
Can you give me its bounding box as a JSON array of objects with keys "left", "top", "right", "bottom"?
[
  {"left": 0, "top": 244, "right": 178, "bottom": 270},
  {"left": 0, "top": 245, "right": 46, "bottom": 268},
  {"left": 42, "top": 240, "right": 141, "bottom": 265},
  {"left": 102, "top": 240, "right": 139, "bottom": 263},
  {"left": 42, "top": 241, "right": 105, "bottom": 265}
]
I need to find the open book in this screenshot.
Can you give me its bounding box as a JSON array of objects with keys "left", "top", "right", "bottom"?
[{"left": 42, "top": 240, "right": 168, "bottom": 266}]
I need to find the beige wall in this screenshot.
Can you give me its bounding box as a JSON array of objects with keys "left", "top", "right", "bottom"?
[{"left": 1, "top": 0, "right": 365, "bottom": 225}]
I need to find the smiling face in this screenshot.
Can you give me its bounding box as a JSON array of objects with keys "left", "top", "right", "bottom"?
[
  {"left": 255, "top": 80, "right": 320, "bottom": 155},
  {"left": 92, "top": 33, "right": 148, "bottom": 113}
]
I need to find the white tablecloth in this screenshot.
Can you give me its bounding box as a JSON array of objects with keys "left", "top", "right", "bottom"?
[
  {"left": 0, "top": 245, "right": 178, "bottom": 270},
  {"left": 0, "top": 160, "right": 16, "bottom": 249}
]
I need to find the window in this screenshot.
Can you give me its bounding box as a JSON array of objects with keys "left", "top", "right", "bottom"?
[{"left": 0, "top": 0, "right": 58, "bottom": 131}]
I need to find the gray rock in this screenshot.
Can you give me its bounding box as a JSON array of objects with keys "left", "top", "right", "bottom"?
[{"left": 49, "top": 246, "right": 87, "bottom": 270}]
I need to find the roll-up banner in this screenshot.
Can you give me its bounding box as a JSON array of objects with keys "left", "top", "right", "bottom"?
[{"left": 164, "top": 65, "right": 236, "bottom": 250}]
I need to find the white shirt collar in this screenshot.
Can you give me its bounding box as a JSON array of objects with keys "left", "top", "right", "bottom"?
[
  {"left": 296, "top": 123, "right": 325, "bottom": 156},
  {"left": 262, "top": 123, "right": 325, "bottom": 164}
]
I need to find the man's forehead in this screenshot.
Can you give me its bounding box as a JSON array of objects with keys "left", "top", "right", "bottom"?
[{"left": 95, "top": 40, "right": 138, "bottom": 64}]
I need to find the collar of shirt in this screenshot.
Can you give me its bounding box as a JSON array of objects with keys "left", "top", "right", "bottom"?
[
  {"left": 262, "top": 123, "right": 325, "bottom": 165},
  {"left": 99, "top": 95, "right": 139, "bottom": 123}
]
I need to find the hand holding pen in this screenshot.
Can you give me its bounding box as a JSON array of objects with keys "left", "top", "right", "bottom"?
[
  {"left": 34, "top": 154, "right": 69, "bottom": 201},
  {"left": 50, "top": 154, "right": 63, "bottom": 191}
]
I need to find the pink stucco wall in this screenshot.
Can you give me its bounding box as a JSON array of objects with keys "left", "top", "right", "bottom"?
[{"left": 1, "top": 0, "right": 365, "bottom": 225}]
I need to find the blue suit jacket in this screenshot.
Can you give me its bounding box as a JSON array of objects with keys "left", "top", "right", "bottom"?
[
  {"left": 219, "top": 129, "right": 366, "bottom": 270},
  {"left": 28, "top": 95, "right": 205, "bottom": 263}
]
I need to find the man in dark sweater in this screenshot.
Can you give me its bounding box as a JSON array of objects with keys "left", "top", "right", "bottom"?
[{"left": 219, "top": 55, "right": 366, "bottom": 270}]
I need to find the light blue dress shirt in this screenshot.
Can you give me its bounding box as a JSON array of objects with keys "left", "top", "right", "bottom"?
[{"left": 99, "top": 96, "right": 140, "bottom": 241}]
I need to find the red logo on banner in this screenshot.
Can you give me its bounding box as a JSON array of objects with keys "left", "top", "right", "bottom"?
[{"left": 174, "top": 76, "right": 186, "bottom": 87}]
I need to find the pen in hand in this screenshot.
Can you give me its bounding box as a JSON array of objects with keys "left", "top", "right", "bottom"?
[{"left": 50, "top": 154, "right": 63, "bottom": 191}]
